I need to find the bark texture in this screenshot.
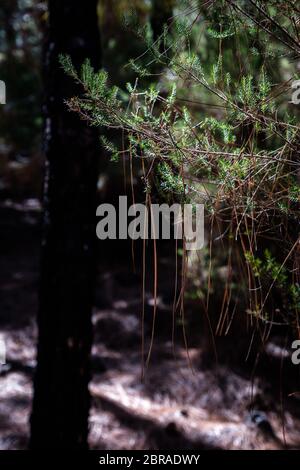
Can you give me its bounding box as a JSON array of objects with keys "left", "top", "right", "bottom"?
[{"left": 30, "top": 0, "right": 101, "bottom": 449}]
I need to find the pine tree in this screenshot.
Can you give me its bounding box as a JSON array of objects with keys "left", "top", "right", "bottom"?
[{"left": 30, "top": 0, "right": 101, "bottom": 449}]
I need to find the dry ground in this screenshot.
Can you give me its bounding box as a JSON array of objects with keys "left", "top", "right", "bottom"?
[{"left": 1, "top": 202, "right": 300, "bottom": 450}]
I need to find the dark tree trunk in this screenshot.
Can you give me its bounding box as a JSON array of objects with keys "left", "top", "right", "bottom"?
[{"left": 30, "top": 0, "right": 101, "bottom": 449}]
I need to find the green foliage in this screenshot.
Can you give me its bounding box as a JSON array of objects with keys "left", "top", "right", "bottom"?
[
  {"left": 100, "top": 136, "right": 120, "bottom": 162},
  {"left": 258, "top": 67, "right": 272, "bottom": 112},
  {"left": 245, "top": 248, "right": 299, "bottom": 316},
  {"left": 238, "top": 75, "right": 256, "bottom": 108},
  {"left": 157, "top": 161, "right": 185, "bottom": 198},
  {"left": 64, "top": 0, "right": 300, "bottom": 331}
]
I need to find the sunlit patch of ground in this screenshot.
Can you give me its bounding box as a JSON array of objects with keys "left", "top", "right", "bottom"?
[
  {"left": 1, "top": 299, "right": 300, "bottom": 450},
  {"left": 89, "top": 339, "right": 300, "bottom": 450},
  {"left": 0, "top": 329, "right": 35, "bottom": 449}
]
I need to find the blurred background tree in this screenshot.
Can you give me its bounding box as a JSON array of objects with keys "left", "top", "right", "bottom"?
[{"left": 0, "top": 0, "right": 45, "bottom": 198}]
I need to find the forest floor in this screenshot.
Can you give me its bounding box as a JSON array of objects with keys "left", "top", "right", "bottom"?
[{"left": 1, "top": 201, "right": 300, "bottom": 450}]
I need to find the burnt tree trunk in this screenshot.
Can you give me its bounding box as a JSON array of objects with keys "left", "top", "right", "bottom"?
[{"left": 30, "top": 0, "right": 101, "bottom": 449}]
